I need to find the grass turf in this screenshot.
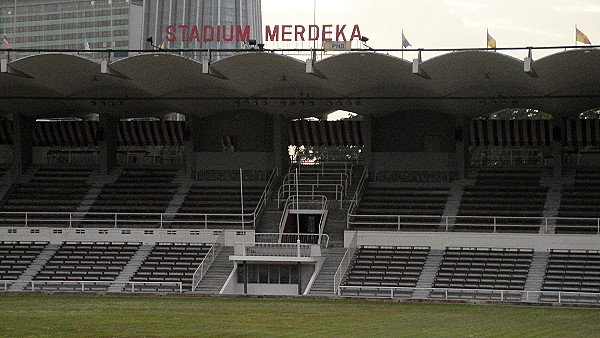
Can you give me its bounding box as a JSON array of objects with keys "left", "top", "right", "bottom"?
[{"left": 1, "top": 294, "right": 600, "bottom": 337}]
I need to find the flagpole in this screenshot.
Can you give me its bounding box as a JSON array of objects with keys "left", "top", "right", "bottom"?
[
  {"left": 575, "top": 25, "right": 577, "bottom": 46},
  {"left": 401, "top": 29, "right": 404, "bottom": 59},
  {"left": 486, "top": 28, "right": 488, "bottom": 49}
]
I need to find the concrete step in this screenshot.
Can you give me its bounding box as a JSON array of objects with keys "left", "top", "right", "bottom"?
[
  {"left": 412, "top": 250, "right": 444, "bottom": 299},
  {"left": 9, "top": 243, "right": 60, "bottom": 291},
  {"left": 194, "top": 247, "right": 235, "bottom": 294},
  {"left": 522, "top": 251, "right": 549, "bottom": 302},
  {"left": 308, "top": 247, "right": 347, "bottom": 296},
  {"left": 106, "top": 245, "right": 154, "bottom": 292}
]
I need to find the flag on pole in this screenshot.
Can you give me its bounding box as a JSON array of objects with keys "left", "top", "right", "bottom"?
[
  {"left": 576, "top": 27, "right": 591, "bottom": 45},
  {"left": 83, "top": 38, "right": 91, "bottom": 54},
  {"left": 158, "top": 42, "right": 165, "bottom": 50},
  {"left": 402, "top": 32, "right": 411, "bottom": 48},
  {"left": 487, "top": 30, "right": 496, "bottom": 49},
  {"left": 2, "top": 35, "right": 10, "bottom": 50}
]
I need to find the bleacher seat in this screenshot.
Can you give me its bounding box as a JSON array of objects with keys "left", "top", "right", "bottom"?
[
  {"left": 556, "top": 169, "right": 600, "bottom": 234},
  {"left": 0, "top": 241, "right": 47, "bottom": 280}
]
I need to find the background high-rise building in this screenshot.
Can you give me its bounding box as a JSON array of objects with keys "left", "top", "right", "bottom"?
[
  {"left": 0, "top": 0, "right": 262, "bottom": 60},
  {"left": 0, "top": 0, "right": 144, "bottom": 51},
  {"left": 141, "top": 0, "right": 262, "bottom": 59}
]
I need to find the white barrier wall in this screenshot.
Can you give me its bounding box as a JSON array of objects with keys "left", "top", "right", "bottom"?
[
  {"left": 1, "top": 227, "right": 254, "bottom": 246},
  {"left": 346, "top": 231, "right": 600, "bottom": 251}
]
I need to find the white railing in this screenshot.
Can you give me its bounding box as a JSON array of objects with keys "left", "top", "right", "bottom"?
[
  {"left": 347, "top": 214, "right": 600, "bottom": 234},
  {"left": 252, "top": 166, "right": 279, "bottom": 224},
  {"left": 191, "top": 230, "right": 225, "bottom": 292},
  {"left": 337, "top": 286, "right": 600, "bottom": 304},
  {"left": 278, "top": 195, "right": 328, "bottom": 234},
  {"left": 283, "top": 172, "right": 349, "bottom": 191},
  {"left": 29, "top": 280, "right": 113, "bottom": 292},
  {"left": 27, "top": 280, "right": 183, "bottom": 292},
  {"left": 254, "top": 233, "right": 329, "bottom": 247},
  {"left": 346, "top": 167, "right": 368, "bottom": 219},
  {"left": 0, "top": 211, "right": 257, "bottom": 229},
  {"left": 0, "top": 280, "right": 14, "bottom": 291},
  {"left": 126, "top": 281, "right": 183, "bottom": 293},
  {"left": 234, "top": 241, "right": 314, "bottom": 257},
  {"left": 333, "top": 231, "right": 358, "bottom": 295},
  {"left": 278, "top": 183, "right": 345, "bottom": 208}
]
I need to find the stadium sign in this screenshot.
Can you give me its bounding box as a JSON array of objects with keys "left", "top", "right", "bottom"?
[
  {"left": 323, "top": 41, "right": 352, "bottom": 51},
  {"left": 164, "top": 24, "right": 362, "bottom": 42}
]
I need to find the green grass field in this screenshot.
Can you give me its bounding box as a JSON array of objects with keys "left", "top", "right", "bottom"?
[{"left": 1, "top": 294, "right": 600, "bottom": 337}]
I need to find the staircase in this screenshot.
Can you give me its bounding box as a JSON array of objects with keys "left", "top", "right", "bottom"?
[
  {"left": 441, "top": 179, "right": 472, "bottom": 230},
  {"left": 194, "top": 246, "right": 235, "bottom": 294},
  {"left": 106, "top": 245, "right": 153, "bottom": 292},
  {"left": 521, "top": 251, "right": 549, "bottom": 302},
  {"left": 308, "top": 247, "right": 347, "bottom": 297},
  {"left": 411, "top": 250, "right": 444, "bottom": 299},
  {"left": 9, "top": 244, "right": 60, "bottom": 291},
  {"left": 323, "top": 209, "right": 347, "bottom": 246}
]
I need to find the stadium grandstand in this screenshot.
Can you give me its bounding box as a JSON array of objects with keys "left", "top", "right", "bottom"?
[{"left": 1, "top": 42, "right": 600, "bottom": 306}]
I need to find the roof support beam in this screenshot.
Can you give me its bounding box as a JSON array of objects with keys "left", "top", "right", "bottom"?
[
  {"left": 202, "top": 58, "right": 227, "bottom": 80},
  {"left": 101, "top": 59, "right": 129, "bottom": 80},
  {"left": 412, "top": 50, "right": 430, "bottom": 79},
  {"left": 306, "top": 58, "right": 327, "bottom": 79},
  {"left": 524, "top": 48, "right": 538, "bottom": 78},
  {"left": 1, "top": 59, "right": 33, "bottom": 78}
]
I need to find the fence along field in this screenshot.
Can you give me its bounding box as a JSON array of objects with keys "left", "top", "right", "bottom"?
[{"left": 1, "top": 295, "right": 600, "bottom": 336}]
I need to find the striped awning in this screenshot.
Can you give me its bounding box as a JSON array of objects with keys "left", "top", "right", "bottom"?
[
  {"left": 118, "top": 121, "right": 185, "bottom": 146},
  {"left": 33, "top": 121, "right": 98, "bottom": 147},
  {"left": 289, "top": 120, "right": 364, "bottom": 147},
  {"left": 469, "top": 119, "right": 553, "bottom": 147},
  {"left": 565, "top": 119, "right": 600, "bottom": 147}
]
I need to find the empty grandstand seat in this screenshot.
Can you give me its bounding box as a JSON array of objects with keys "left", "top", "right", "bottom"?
[
  {"left": 454, "top": 168, "right": 547, "bottom": 233},
  {"left": 340, "top": 246, "right": 430, "bottom": 297},
  {"left": 129, "top": 243, "right": 211, "bottom": 291},
  {"left": 32, "top": 242, "right": 140, "bottom": 291},
  {"left": 83, "top": 168, "right": 179, "bottom": 228},
  {"left": 541, "top": 249, "right": 600, "bottom": 299},
  {"left": 430, "top": 247, "right": 533, "bottom": 300},
  {"left": 0, "top": 167, "right": 94, "bottom": 227},
  {"left": 0, "top": 241, "right": 48, "bottom": 280},
  {"left": 173, "top": 184, "right": 265, "bottom": 229},
  {"left": 556, "top": 169, "right": 600, "bottom": 234},
  {"left": 349, "top": 184, "right": 449, "bottom": 230}
]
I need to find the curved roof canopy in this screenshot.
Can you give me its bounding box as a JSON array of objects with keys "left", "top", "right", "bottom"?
[{"left": 1, "top": 49, "right": 600, "bottom": 119}]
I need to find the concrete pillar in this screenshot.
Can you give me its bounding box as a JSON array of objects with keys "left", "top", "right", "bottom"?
[
  {"left": 454, "top": 116, "right": 468, "bottom": 180},
  {"left": 185, "top": 115, "right": 203, "bottom": 179},
  {"left": 272, "top": 114, "right": 289, "bottom": 172},
  {"left": 98, "top": 114, "right": 118, "bottom": 175},
  {"left": 361, "top": 115, "right": 373, "bottom": 171},
  {"left": 552, "top": 117, "right": 564, "bottom": 178},
  {"left": 13, "top": 114, "right": 34, "bottom": 173}
]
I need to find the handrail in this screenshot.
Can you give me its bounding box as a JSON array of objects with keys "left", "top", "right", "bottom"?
[
  {"left": 277, "top": 183, "right": 345, "bottom": 208},
  {"left": 346, "top": 167, "right": 368, "bottom": 223},
  {"left": 254, "top": 232, "right": 329, "bottom": 247},
  {"left": 0, "top": 279, "right": 14, "bottom": 291},
  {"left": 347, "top": 214, "right": 600, "bottom": 234},
  {"left": 278, "top": 195, "right": 328, "bottom": 235},
  {"left": 235, "top": 241, "right": 314, "bottom": 257},
  {"left": 337, "top": 285, "right": 600, "bottom": 304},
  {"left": 126, "top": 281, "right": 183, "bottom": 293},
  {"left": 251, "top": 166, "right": 279, "bottom": 227},
  {"left": 191, "top": 230, "right": 225, "bottom": 292},
  {"left": 29, "top": 280, "right": 113, "bottom": 292},
  {"left": 333, "top": 231, "right": 358, "bottom": 295}
]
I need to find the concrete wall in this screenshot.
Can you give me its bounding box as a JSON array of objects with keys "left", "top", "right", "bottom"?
[
  {"left": 371, "top": 110, "right": 455, "bottom": 153},
  {"left": 345, "top": 231, "right": 600, "bottom": 252},
  {"left": 194, "top": 110, "right": 273, "bottom": 152}
]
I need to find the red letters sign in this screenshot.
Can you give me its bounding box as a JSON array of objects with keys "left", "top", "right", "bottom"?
[{"left": 164, "top": 24, "right": 362, "bottom": 42}]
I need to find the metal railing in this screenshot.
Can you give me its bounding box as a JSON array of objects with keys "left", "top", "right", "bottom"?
[
  {"left": 333, "top": 231, "right": 358, "bottom": 295},
  {"left": 191, "top": 230, "right": 225, "bottom": 292},
  {"left": 346, "top": 167, "right": 368, "bottom": 219},
  {"left": 278, "top": 195, "right": 328, "bottom": 235},
  {"left": 29, "top": 280, "right": 113, "bottom": 292},
  {"left": 282, "top": 172, "right": 349, "bottom": 190},
  {"left": 0, "top": 280, "right": 14, "bottom": 291},
  {"left": 337, "top": 285, "right": 600, "bottom": 304},
  {"left": 277, "top": 183, "right": 345, "bottom": 208},
  {"left": 0, "top": 211, "right": 257, "bottom": 229},
  {"left": 126, "top": 281, "right": 183, "bottom": 293},
  {"left": 234, "top": 241, "right": 313, "bottom": 257},
  {"left": 347, "top": 214, "right": 600, "bottom": 234},
  {"left": 289, "top": 161, "right": 354, "bottom": 176},
  {"left": 254, "top": 233, "right": 329, "bottom": 247},
  {"left": 252, "top": 166, "right": 279, "bottom": 225}
]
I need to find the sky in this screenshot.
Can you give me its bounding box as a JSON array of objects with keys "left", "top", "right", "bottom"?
[{"left": 261, "top": 0, "right": 600, "bottom": 60}]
